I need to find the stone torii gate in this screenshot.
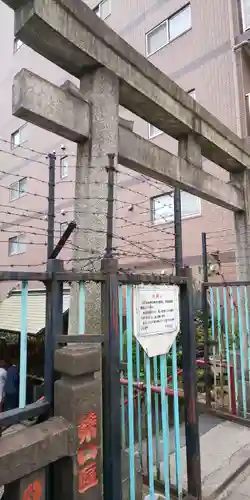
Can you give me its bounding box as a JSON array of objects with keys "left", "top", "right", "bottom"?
[{"left": 2, "top": 0, "right": 250, "bottom": 335}]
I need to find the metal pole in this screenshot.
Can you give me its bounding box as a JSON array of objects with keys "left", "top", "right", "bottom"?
[
  {"left": 47, "top": 152, "right": 56, "bottom": 259},
  {"left": 174, "top": 188, "right": 183, "bottom": 276},
  {"left": 101, "top": 257, "right": 122, "bottom": 500},
  {"left": 106, "top": 153, "right": 115, "bottom": 258},
  {"left": 181, "top": 267, "right": 202, "bottom": 500},
  {"left": 44, "top": 259, "right": 63, "bottom": 405},
  {"left": 102, "top": 153, "right": 122, "bottom": 500},
  {"left": 202, "top": 232, "right": 211, "bottom": 406}
]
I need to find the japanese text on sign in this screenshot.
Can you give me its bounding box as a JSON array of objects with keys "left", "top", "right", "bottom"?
[
  {"left": 133, "top": 284, "right": 180, "bottom": 357},
  {"left": 136, "top": 286, "right": 179, "bottom": 337}
]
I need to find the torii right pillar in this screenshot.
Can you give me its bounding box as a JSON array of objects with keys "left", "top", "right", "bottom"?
[{"left": 233, "top": 169, "right": 250, "bottom": 412}]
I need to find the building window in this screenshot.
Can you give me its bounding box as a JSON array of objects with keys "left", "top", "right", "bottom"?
[
  {"left": 13, "top": 37, "right": 23, "bottom": 53},
  {"left": 60, "top": 156, "right": 69, "bottom": 178},
  {"left": 240, "top": 0, "right": 250, "bottom": 31},
  {"left": 148, "top": 88, "right": 196, "bottom": 138},
  {"left": 11, "top": 128, "right": 22, "bottom": 149},
  {"left": 60, "top": 221, "right": 68, "bottom": 237},
  {"left": 168, "top": 4, "right": 191, "bottom": 41},
  {"left": 8, "top": 234, "right": 26, "bottom": 255},
  {"left": 10, "top": 177, "right": 27, "bottom": 201},
  {"left": 93, "top": 0, "right": 111, "bottom": 19},
  {"left": 148, "top": 124, "right": 163, "bottom": 139},
  {"left": 146, "top": 4, "right": 191, "bottom": 56},
  {"left": 151, "top": 191, "right": 201, "bottom": 225}
]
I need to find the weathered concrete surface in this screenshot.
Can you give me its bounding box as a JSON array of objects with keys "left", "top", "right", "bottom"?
[
  {"left": 12, "top": 0, "right": 250, "bottom": 172},
  {"left": 54, "top": 342, "right": 101, "bottom": 377},
  {"left": 68, "top": 68, "right": 119, "bottom": 335},
  {"left": 0, "top": 416, "right": 76, "bottom": 486},
  {"left": 134, "top": 414, "right": 250, "bottom": 499},
  {"left": 12, "top": 69, "right": 245, "bottom": 212},
  {"left": 134, "top": 413, "right": 221, "bottom": 467},
  {"left": 233, "top": 171, "right": 250, "bottom": 283},
  {"left": 13, "top": 69, "right": 90, "bottom": 142},
  {"left": 119, "top": 127, "right": 244, "bottom": 212},
  {"left": 217, "top": 463, "right": 250, "bottom": 500},
  {"left": 5, "top": 467, "right": 46, "bottom": 500},
  {"left": 54, "top": 343, "right": 102, "bottom": 500},
  {"left": 169, "top": 419, "right": 250, "bottom": 499}
]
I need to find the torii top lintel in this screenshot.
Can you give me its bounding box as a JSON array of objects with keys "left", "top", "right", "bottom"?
[{"left": 3, "top": 0, "right": 250, "bottom": 172}]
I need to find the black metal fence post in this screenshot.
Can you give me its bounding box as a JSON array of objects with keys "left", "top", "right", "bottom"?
[
  {"left": 181, "top": 266, "right": 202, "bottom": 500},
  {"left": 47, "top": 152, "right": 56, "bottom": 260},
  {"left": 101, "top": 257, "right": 121, "bottom": 500},
  {"left": 174, "top": 188, "right": 183, "bottom": 275},
  {"left": 101, "top": 153, "right": 122, "bottom": 500},
  {"left": 44, "top": 259, "right": 63, "bottom": 407},
  {"left": 202, "top": 232, "right": 211, "bottom": 407}
]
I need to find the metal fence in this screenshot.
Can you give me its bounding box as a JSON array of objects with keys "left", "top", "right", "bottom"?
[
  {"left": 0, "top": 268, "right": 104, "bottom": 429},
  {"left": 201, "top": 231, "right": 250, "bottom": 421},
  {"left": 118, "top": 271, "right": 201, "bottom": 500},
  {"left": 203, "top": 281, "right": 250, "bottom": 419},
  {"left": 0, "top": 273, "right": 51, "bottom": 430}
]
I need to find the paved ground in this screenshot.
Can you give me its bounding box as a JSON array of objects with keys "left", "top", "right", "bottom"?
[
  {"left": 217, "top": 463, "right": 250, "bottom": 500},
  {"left": 169, "top": 415, "right": 250, "bottom": 499},
  {"left": 137, "top": 413, "right": 250, "bottom": 499}
]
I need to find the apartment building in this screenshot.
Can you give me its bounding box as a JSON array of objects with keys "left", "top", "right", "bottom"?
[{"left": 0, "top": 0, "right": 249, "bottom": 297}]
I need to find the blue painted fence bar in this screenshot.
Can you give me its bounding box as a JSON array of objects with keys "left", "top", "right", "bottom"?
[
  {"left": 126, "top": 284, "right": 135, "bottom": 500},
  {"left": 206, "top": 282, "right": 250, "bottom": 417},
  {"left": 119, "top": 283, "right": 184, "bottom": 499}
]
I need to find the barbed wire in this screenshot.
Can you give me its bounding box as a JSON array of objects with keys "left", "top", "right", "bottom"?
[
  {"left": 1, "top": 139, "right": 238, "bottom": 277},
  {"left": 0, "top": 174, "right": 176, "bottom": 222},
  {"left": 0, "top": 137, "right": 76, "bottom": 158}
]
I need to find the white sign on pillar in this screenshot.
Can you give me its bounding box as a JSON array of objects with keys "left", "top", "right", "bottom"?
[{"left": 133, "top": 284, "right": 180, "bottom": 358}]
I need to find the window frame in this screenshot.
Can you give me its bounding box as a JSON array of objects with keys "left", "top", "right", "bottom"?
[
  {"left": 168, "top": 3, "right": 192, "bottom": 43},
  {"left": 60, "top": 155, "right": 69, "bottom": 179},
  {"left": 148, "top": 124, "right": 163, "bottom": 139},
  {"left": 8, "top": 234, "right": 27, "bottom": 256},
  {"left": 146, "top": 19, "right": 168, "bottom": 57},
  {"left": 13, "top": 37, "right": 23, "bottom": 53},
  {"left": 9, "top": 177, "right": 28, "bottom": 202},
  {"left": 151, "top": 190, "right": 201, "bottom": 225},
  {"left": 240, "top": 0, "right": 250, "bottom": 31},
  {"left": 11, "top": 128, "right": 22, "bottom": 149},
  {"left": 146, "top": 3, "right": 191, "bottom": 57},
  {"left": 93, "top": 0, "right": 111, "bottom": 19}
]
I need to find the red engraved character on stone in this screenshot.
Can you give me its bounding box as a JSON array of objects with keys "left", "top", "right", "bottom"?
[
  {"left": 78, "top": 463, "right": 98, "bottom": 494},
  {"left": 78, "top": 412, "right": 97, "bottom": 444},
  {"left": 22, "top": 481, "right": 42, "bottom": 500},
  {"left": 77, "top": 445, "right": 98, "bottom": 466}
]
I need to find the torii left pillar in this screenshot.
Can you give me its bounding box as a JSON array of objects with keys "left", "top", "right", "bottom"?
[{"left": 68, "top": 67, "right": 119, "bottom": 335}]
